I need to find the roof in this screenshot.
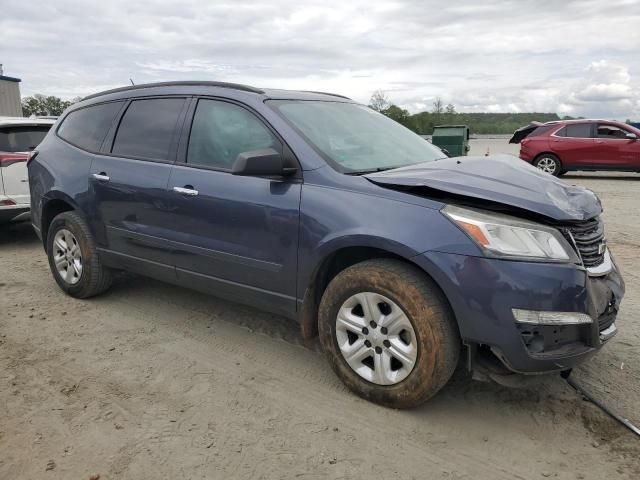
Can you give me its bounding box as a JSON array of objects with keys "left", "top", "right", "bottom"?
[
  {"left": 0, "top": 116, "right": 56, "bottom": 127},
  {"left": 81, "top": 80, "right": 351, "bottom": 102},
  {"left": 82, "top": 80, "right": 263, "bottom": 101},
  {"left": 544, "top": 118, "right": 625, "bottom": 125},
  {"left": 0, "top": 75, "right": 21, "bottom": 83},
  {"left": 262, "top": 88, "right": 351, "bottom": 100}
]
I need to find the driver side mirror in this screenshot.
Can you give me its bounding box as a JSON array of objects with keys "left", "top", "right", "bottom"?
[
  {"left": 625, "top": 132, "right": 638, "bottom": 140},
  {"left": 231, "top": 148, "right": 297, "bottom": 177}
]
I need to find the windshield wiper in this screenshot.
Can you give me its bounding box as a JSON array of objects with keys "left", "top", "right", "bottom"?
[{"left": 345, "top": 166, "right": 399, "bottom": 175}]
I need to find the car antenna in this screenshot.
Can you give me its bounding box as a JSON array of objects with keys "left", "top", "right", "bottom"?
[{"left": 129, "top": 78, "right": 135, "bottom": 86}]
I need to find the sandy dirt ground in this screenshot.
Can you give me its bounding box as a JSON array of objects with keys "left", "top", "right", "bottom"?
[{"left": 1, "top": 145, "right": 639, "bottom": 479}]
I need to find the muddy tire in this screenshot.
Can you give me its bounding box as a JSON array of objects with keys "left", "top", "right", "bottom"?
[
  {"left": 318, "top": 259, "right": 460, "bottom": 408},
  {"left": 46, "top": 211, "right": 112, "bottom": 298},
  {"left": 533, "top": 153, "right": 562, "bottom": 176}
]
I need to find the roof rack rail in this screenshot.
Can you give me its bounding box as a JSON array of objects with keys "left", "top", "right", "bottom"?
[
  {"left": 82, "top": 81, "right": 264, "bottom": 101},
  {"left": 300, "top": 90, "right": 351, "bottom": 100}
]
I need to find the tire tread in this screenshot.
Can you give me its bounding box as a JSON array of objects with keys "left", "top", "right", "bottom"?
[
  {"left": 318, "top": 258, "right": 460, "bottom": 408},
  {"left": 47, "top": 211, "right": 112, "bottom": 298}
]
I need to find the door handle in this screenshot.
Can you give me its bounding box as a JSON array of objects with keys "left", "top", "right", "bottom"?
[
  {"left": 92, "top": 172, "right": 110, "bottom": 181},
  {"left": 173, "top": 186, "right": 199, "bottom": 196}
]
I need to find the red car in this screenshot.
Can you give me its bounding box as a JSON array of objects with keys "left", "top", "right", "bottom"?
[{"left": 510, "top": 119, "right": 640, "bottom": 176}]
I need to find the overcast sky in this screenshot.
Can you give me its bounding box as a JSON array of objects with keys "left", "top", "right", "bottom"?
[{"left": 1, "top": 0, "right": 639, "bottom": 118}]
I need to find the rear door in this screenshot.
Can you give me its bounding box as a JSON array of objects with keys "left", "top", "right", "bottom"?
[
  {"left": 88, "top": 97, "right": 189, "bottom": 275},
  {"left": 592, "top": 123, "right": 640, "bottom": 170},
  {"left": 165, "top": 98, "right": 302, "bottom": 316},
  {"left": 549, "top": 123, "right": 595, "bottom": 167},
  {"left": 0, "top": 124, "right": 51, "bottom": 204}
]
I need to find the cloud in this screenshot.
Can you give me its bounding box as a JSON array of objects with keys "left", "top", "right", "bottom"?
[
  {"left": 563, "top": 61, "right": 638, "bottom": 118},
  {"left": 575, "top": 84, "right": 631, "bottom": 102},
  {"left": 1, "top": 0, "right": 639, "bottom": 119}
]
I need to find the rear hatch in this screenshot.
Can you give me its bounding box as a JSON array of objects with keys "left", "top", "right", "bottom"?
[
  {"left": 508, "top": 122, "right": 544, "bottom": 144},
  {"left": 0, "top": 123, "right": 52, "bottom": 205}
]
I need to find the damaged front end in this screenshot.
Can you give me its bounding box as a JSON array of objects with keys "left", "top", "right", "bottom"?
[{"left": 366, "top": 155, "right": 625, "bottom": 375}]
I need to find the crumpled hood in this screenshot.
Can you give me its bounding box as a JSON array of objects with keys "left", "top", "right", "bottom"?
[{"left": 365, "top": 154, "right": 602, "bottom": 222}]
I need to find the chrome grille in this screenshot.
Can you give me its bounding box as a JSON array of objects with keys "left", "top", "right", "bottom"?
[{"left": 565, "top": 217, "right": 605, "bottom": 267}]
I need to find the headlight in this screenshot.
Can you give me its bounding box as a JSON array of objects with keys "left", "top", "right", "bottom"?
[{"left": 442, "top": 205, "right": 579, "bottom": 263}]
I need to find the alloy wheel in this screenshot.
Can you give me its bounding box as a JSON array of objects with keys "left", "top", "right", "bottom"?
[
  {"left": 53, "top": 228, "right": 83, "bottom": 285},
  {"left": 335, "top": 292, "right": 418, "bottom": 385},
  {"left": 536, "top": 157, "right": 558, "bottom": 175}
]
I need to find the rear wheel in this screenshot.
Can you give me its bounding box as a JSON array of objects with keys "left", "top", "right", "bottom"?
[
  {"left": 318, "top": 259, "right": 460, "bottom": 408},
  {"left": 46, "top": 211, "right": 112, "bottom": 298},
  {"left": 534, "top": 154, "right": 561, "bottom": 176}
]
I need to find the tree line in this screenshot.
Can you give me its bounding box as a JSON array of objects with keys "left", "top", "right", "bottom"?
[
  {"left": 21, "top": 94, "right": 81, "bottom": 117},
  {"left": 20, "top": 91, "right": 635, "bottom": 133},
  {"left": 369, "top": 90, "right": 564, "bottom": 135}
]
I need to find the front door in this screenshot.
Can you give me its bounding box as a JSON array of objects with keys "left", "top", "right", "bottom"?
[
  {"left": 166, "top": 98, "right": 301, "bottom": 316},
  {"left": 592, "top": 123, "right": 640, "bottom": 170},
  {"left": 89, "top": 97, "right": 188, "bottom": 275}
]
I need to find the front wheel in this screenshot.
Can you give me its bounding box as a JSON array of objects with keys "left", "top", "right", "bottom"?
[
  {"left": 318, "top": 259, "right": 460, "bottom": 408},
  {"left": 534, "top": 154, "right": 562, "bottom": 176}
]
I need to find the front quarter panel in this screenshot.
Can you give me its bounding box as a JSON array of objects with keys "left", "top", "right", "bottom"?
[{"left": 297, "top": 172, "right": 481, "bottom": 297}]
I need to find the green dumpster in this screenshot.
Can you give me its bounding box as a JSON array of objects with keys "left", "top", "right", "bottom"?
[{"left": 431, "top": 125, "right": 470, "bottom": 156}]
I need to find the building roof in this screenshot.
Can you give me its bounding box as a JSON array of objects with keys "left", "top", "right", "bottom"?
[
  {"left": 0, "top": 75, "right": 21, "bottom": 83},
  {"left": 0, "top": 116, "right": 56, "bottom": 126}
]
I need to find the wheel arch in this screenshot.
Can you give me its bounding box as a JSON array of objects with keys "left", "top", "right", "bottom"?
[
  {"left": 299, "top": 242, "right": 457, "bottom": 341},
  {"left": 40, "top": 191, "right": 79, "bottom": 251}
]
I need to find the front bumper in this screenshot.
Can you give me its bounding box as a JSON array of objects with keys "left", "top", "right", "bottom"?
[{"left": 415, "top": 251, "right": 625, "bottom": 374}]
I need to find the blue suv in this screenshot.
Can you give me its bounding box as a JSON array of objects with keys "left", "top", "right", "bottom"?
[{"left": 28, "top": 81, "right": 625, "bottom": 407}]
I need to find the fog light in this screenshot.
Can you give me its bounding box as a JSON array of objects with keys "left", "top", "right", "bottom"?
[{"left": 512, "top": 309, "right": 592, "bottom": 325}]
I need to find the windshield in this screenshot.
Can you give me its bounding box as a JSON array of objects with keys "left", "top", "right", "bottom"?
[
  {"left": 0, "top": 126, "right": 51, "bottom": 152},
  {"left": 269, "top": 100, "right": 446, "bottom": 173}
]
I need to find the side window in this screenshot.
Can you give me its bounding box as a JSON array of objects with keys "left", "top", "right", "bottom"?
[
  {"left": 57, "top": 102, "right": 123, "bottom": 151},
  {"left": 112, "top": 98, "right": 185, "bottom": 160},
  {"left": 597, "top": 124, "right": 629, "bottom": 139},
  {"left": 187, "top": 99, "right": 281, "bottom": 169},
  {"left": 554, "top": 126, "right": 566, "bottom": 137},
  {"left": 530, "top": 125, "right": 555, "bottom": 137},
  {"left": 564, "top": 123, "right": 592, "bottom": 138}
]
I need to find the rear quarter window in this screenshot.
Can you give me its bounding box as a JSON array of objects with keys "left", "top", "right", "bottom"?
[
  {"left": 57, "top": 102, "right": 124, "bottom": 151},
  {"left": 529, "top": 125, "right": 555, "bottom": 137},
  {"left": 0, "top": 126, "right": 51, "bottom": 152}
]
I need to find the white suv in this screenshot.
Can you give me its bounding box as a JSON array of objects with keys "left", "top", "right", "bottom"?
[{"left": 0, "top": 117, "right": 55, "bottom": 223}]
